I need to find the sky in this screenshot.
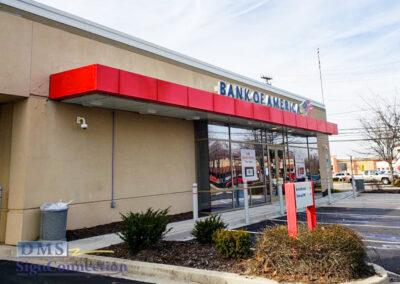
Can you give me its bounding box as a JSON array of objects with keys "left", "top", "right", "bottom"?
[{"left": 36, "top": 0, "right": 400, "bottom": 158}]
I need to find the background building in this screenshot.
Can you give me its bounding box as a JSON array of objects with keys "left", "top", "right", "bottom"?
[{"left": 331, "top": 146, "right": 400, "bottom": 174}]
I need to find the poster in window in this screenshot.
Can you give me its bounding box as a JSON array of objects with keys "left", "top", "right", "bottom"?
[
  {"left": 240, "top": 149, "right": 258, "bottom": 182},
  {"left": 296, "top": 162, "right": 306, "bottom": 179}
]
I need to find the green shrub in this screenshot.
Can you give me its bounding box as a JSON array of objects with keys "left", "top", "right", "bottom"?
[
  {"left": 394, "top": 179, "right": 400, "bottom": 187},
  {"left": 250, "top": 225, "right": 371, "bottom": 282},
  {"left": 118, "top": 208, "right": 171, "bottom": 254},
  {"left": 192, "top": 214, "right": 226, "bottom": 244},
  {"left": 212, "top": 229, "right": 252, "bottom": 260}
]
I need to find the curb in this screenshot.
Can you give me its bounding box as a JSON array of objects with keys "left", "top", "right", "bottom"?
[{"left": 0, "top": 248, "right": 388, "bottom": 284}]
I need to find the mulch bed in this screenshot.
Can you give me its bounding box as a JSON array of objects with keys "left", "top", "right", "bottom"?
[
  {"left": 94, "top": 240, "right": 374, "bottom": 283},
  {"left": 95, "top": 240, "right": 249, "bottom": 274},
  {"left": 66, "top": 211, "right": 193, "bottom": 241}
]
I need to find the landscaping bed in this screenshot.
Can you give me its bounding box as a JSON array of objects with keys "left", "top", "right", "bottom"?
[
  {"left": 95, "top": 240, "right": 248, "bottom": 274},
  {"left": 91, "top": 208, "right": 377, "bottom": 283},
  {"left": 96, "top": 238, "right": 375, "bottom": 283},
  {"left": 66, "top": 211, "right": 193, "bottom": 241}
]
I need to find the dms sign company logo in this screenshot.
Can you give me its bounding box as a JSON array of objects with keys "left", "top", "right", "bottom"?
[
  {"left": 17, "top": 241, "right": 68, "bottom": 258},
  {"left": 215, "top": 81, "right": 314, "bottom": 116}
]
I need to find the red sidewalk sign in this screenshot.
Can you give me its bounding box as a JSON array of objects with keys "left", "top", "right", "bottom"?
[{"left": 284, "top": 181, "right": 317, "bottom": 237}]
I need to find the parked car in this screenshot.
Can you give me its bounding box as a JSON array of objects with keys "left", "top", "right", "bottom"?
[
  {"left": 307, "top": 174, "right": 321, "bottom": 188},
  {"left": 332, "top": 172, "right": 351, "bottom": 181},
  {"left": 349, "top": 170, "right": 392, "bottom": 185}
]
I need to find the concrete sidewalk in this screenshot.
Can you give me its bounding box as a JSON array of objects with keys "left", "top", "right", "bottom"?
[{"left": 67, "top": 191, "right": 355, "bottom": 252}]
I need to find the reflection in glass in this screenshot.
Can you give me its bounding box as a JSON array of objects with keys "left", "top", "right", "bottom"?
[
  {"left": 209, "top": 140, "right": 230, "bottom": 189},
  {"left": 196, "top": 121, "right": 321, "bottom": 213},
  {"left": 307, "top": 148, "right": 320, "bottom": 175},
  {"left": 269, "top": 149, "right": 277, "bottom": 196},
  {"left": 265, "top": 131, "right": 283, "bottom": 144},
  {"left": 307, "top": 136, "right": 318, "bottom": 147},
  {"left": 288, "top": 147, "right": 308, "bottom": 181},
  {"left": 210, "top": 190, "right": 233, "bottom": 212},
  {"left": 230, "top": 126, "right": 262, "bottom": 143},
  {"left": 287, "top": 135, "right": 307, "bottom": 147},
  {"left": 208, "top": 123, "right": 229, "bottom": 140}
]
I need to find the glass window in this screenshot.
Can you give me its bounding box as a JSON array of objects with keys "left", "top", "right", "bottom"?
[
  {"left": 208, "top": 139, "right": 233, "bottom": 211},
  {"left": 208, "top": 123, "right": 229, "bottom": 140},
  {"left": 230, "top": 126, "right": 262, "bottom": 143},
  {"left": 307, "top": 136, "right": 318, "bottom": 147},
  {"left": 195, "top": 121, "right": 323, "bottom": 213},
  {"left": 287, "top": 135, "right": 307, "bottom": 147},
  {"left": 288, "top": 147, "right": 308, "bottom": 181},
  {"left": 264, "top": 131, "right": 283, "bottom": 144},
  {"left": 230, "top": 143, "right": 265, "bottom": 207},
  {"left": 307, "top": 148, "right": 320, "bottom": 176},
  {"left": 208, "top": 140, "right": 231, "bottom": 189}
]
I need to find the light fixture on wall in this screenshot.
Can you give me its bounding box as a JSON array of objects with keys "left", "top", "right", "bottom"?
[
  {"left": 76, "top": 116, "right": 88, "bottom": 130},
  {"left": 139, "top": 109, "right": 157, "bottom": 115}
]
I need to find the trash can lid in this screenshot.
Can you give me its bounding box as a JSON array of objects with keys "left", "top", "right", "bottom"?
[{"left": 40, "top": 201, "right": 71, "bottom": 211}]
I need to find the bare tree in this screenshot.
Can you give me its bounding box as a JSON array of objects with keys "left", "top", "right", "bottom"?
[{"left": 359, "top": 95, "right": 400, "bottom": 182}]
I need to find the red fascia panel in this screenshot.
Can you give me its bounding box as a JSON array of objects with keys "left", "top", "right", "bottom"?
[
  {"left": 332, "top": 123, "right": 338, "bottom": 135},
  {"left": 188, "top": 88, "right": 213, "bottom": 111},
  {"left": 317, "top": 119, "right": 327, "bottom": 133},
  {"left": 296, "top": 114, "right": 308, "bottom": 129},
  {"left": 307, "top": 117, "right": 318, "bottom": 131},
  {"left": 235, "top": 99, "right": 254, "bottom": 119},
  {"left": 119, "top": 70, "right": 157, "bottom": 101},
  {"left": 283, "top": 112, "right": 297, "bottom": 128},
  {"left": 253, "top": 104, "right": 270, "bottom": 121},
  {"left": 50, "top": 64, "right": 119, "bottom": 100},
  {"left": 269, "top": 108, "right": 284, "bottom": 125},
  {"left": 326, "top": 122, "right": 338, "bottom": 135},
  {"left": 96, "top": 65, "right": 119, "bottom": 94},
  {"left": 157, "top": 80, "right": 188, "bottom": 107},
  {"left": 213, "top": 94, "right": 235, "bottom": 115},
  {"left": 50, "top": 64, "right": 97, "bottom": 99}
]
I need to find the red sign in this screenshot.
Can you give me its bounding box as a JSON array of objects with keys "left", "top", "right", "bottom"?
[{"left": 284, "top": 182, "right": 317, "bottom": 237}]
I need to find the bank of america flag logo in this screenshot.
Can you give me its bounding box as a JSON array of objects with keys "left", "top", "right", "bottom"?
[{"left": 299, "top": 100, "right": 314, "bottom": 116}]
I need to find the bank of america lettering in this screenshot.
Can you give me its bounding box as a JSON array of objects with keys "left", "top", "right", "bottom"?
[{"left": 215, "top": 81, "right": 314, "bottom": 116}]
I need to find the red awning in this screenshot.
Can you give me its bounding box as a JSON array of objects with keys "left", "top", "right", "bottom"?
[{"left": 49, "top": 64, "right": 338, "bottom": 135}]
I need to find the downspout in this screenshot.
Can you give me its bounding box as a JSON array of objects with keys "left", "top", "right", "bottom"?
[{"left": 110, "top": 111, "right": 116, "bottom": 208}]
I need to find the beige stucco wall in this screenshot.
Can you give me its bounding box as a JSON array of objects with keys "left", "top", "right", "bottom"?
[
  {"left": 0, "top": 12, "right": 32, "bottom": 98},
  {"left": 0, "top": 104, "right": 13, "bottom": 242},
  {"left": 4, "top": 97, "right": 194, "bottom": 244},
  {"left": 0, "top": 9, "right": 326, "bottom": 119}
]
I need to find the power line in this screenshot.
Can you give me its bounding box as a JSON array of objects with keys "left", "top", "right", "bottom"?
[
  {"left": 328, "top": 109, "right": 368, "bottom": 116},
  {"left": 330, "top": 137, "right": 400, "bottom": 142}
]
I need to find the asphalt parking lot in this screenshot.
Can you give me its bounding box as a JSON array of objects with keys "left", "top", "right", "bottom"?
[
  {"left": 239, "top": 193, "right": 400, "bottom": 281},
  {"left": 0, "top": 260, "right": 149, "bottom": 284}
]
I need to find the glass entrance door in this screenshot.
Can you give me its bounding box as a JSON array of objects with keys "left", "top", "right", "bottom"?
[{"left": 266, "top": 146, "right": 285, "bottom": 201}]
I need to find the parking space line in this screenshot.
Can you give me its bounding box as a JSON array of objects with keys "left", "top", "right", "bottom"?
[
  {"left": 311, "top": 212, "right": 400, "bottom": 219},
  {"left": 366, "top": 245, "right": 400, "bottom": 250},
  {"left": 364, "top": 239, "right": 400, "bottom": 244},
  {"left": 269, "top": 218, "right": 400, "bottom": 229}
]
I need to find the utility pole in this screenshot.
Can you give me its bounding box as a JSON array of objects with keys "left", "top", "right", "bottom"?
[
  {"left": 350, "top": 155, "right": 356, "bottom": 198},
  {"left": 317, "top": 48, "right": 325, "bottom": 104}
]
